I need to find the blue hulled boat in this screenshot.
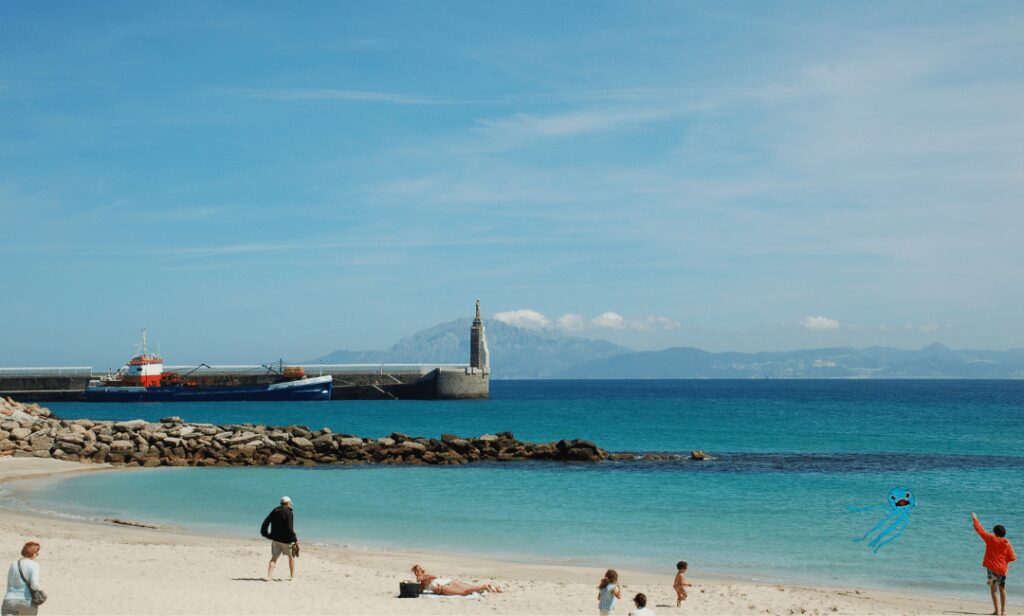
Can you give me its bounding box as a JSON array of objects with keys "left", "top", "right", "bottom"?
[
  {"left": 84, "top": 374, "right": 333, "bottom": 402},
  {"left": 84, "top": 330, "right": 333, "bottom": 402}
]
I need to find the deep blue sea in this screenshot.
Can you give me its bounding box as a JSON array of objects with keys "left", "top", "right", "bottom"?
[{"left": 6, "top": 380, "right": 1023, "bottom": 598}]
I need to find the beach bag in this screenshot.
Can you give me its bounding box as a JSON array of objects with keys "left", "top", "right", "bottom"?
[
  {"left": 399, "top": 581, "right": 421, "bottom": 598},
  {"left": 18, "top": 560, "right": 47, "bottom": 606}
]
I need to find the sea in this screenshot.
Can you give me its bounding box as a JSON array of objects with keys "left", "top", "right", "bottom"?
[{"left": 4, "top": 380, "right": 1023, "bottom": 599}]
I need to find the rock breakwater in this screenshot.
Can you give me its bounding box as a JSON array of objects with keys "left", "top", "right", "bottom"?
[{"left": 0, "top": 398, "right": 607, "bottom": 467}]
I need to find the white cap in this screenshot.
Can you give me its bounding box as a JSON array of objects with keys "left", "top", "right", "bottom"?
[{"left": 281, "top": 496, "right": 292, "bottom": 504}]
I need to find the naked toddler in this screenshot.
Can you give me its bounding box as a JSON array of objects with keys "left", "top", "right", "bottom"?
[{"left": 673, "top": 561, "right": 692, "bottom": 607}]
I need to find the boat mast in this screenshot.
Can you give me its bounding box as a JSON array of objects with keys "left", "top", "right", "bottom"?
[{"left": 138, "top": 328, "right": 149, "bottom": 358}]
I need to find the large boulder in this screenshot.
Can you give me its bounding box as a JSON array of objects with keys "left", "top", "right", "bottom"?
[
  {"left": 291, "top": 437, "right": 314, "bottom": 450},
  {"left": 109, "top": 440, "right": 134, "bottom": 453},
  {"left": 29, "top": 436, "right": 54, "bottom": 452},
  {"left": 114, "top": 420, "right": 148, "bottom": 431}
]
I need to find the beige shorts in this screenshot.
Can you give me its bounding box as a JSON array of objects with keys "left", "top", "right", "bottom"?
[
  {"left": 270, "top": 541, "right": 294, "bottom": 561},
  {"left": 1, "top": 598, "right": 38, "bottom": 616}
]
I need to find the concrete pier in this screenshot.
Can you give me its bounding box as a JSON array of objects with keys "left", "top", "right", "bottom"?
[{"left": 0, "top": 304, "right": 491, "bottom": 402}]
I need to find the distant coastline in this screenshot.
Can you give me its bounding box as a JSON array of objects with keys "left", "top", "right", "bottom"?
[{"left": 315, "top": 318, "right": 1024, "bottom": 379}]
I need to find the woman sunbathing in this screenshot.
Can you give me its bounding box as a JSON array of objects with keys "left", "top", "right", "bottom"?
[{"left": 411, "top": 564, "right": 504, "bottom": 595}]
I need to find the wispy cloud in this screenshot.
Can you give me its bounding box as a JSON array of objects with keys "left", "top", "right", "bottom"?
[
  {"left": 473, "top": 106, "right": 696, "bottom": 140},
  {"left": 221, "top": 88, "right": 442, "bottom": 105},
  {"left": 221, "top": 85, "right": 723, "bottom": 108},
  {"left": 905, "top": 323, "right": 953, "bottom": 334},
  {"left": 801, "top": 316, "right": 839, "bottom": 331},
  {"left": 591, "top": 311, "right": 626, "bottom": 329},
  {"left": 492, "top": 309, "right": 551, "bottom": 330},
  {"left": 494, "top": 308, "right": 680, "bottom": 334},
  {"left": 633, "top": 316, "right": 682, "bottom": 332},
  {"left": 556, "top": 313, "right": 586, "bottom": 332}
]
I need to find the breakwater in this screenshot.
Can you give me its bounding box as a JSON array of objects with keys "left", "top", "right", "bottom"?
[
  {"left": 0, "top": 366, "right": 489, "bottom": 402},
  {"left": 0, "top": 397, "right": 609, "bottom": 467}
]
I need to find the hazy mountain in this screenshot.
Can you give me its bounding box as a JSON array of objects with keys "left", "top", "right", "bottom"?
[
  {"left": 555, "top": 343, "right": 1024, "bottom": 379},
  {"left": 314, "top": 318, "right": 632, "bottom": 378},
  {"left": 315, "top": 318, "right": 1024, "bottom": 379}
]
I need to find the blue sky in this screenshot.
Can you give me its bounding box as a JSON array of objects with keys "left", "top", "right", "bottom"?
[{"left": 2, "top": 1, "right": 1023, "bottom": 366}]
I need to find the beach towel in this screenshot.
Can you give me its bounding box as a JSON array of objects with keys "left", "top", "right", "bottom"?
[{"left": 420, "top": 592, "right": 481, "bottom": 599}]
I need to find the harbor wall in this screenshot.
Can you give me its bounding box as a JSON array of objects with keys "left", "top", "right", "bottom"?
[
  {"left": 0, "top": 368, "right": 488, "bottom": 402},
  {"left": 434, "top": 367, "right": 489, "bottom": 399},
  {"left": 0, "top": 303, "right": 493, "bottom": 402},
  {"left": 0, "top": 376, "right": 92, "bottom": 402}
]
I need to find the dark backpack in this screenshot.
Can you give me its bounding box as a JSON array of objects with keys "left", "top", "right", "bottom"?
[{"left": 399, "top": 581, "right": 421, "bottom": 598}]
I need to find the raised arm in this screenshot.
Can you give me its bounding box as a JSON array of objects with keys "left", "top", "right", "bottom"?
[{"left": 972, "top": 513, "right": 991, "bottom": 540}]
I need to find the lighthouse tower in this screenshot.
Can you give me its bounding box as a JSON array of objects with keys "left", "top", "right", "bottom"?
[{"left": 469, "top": 300, "right": 490, "bottom": 374}]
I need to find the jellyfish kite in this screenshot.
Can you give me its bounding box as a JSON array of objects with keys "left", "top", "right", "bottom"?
[{"left": 848, "top": 487, "right": 915, "bottom": 553}]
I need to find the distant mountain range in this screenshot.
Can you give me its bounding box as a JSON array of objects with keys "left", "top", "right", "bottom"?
[
  {"left": 315, "top": 320, "right": 1024, "bottom": 379},
  {"left": 555, "top": 342, "right": 1024, "bottom": 379},
  {"left": 314, "top": 318, "right": 630, "bottom": 378}
]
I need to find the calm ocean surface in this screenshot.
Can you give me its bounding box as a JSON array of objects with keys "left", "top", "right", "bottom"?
[{"left": 6, "top": 380, "right": 1023, "bottom": 597}]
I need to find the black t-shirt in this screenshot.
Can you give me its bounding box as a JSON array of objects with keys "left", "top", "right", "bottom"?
[{"left": 260, "top": 506, "right": 297, "bottom": 543}]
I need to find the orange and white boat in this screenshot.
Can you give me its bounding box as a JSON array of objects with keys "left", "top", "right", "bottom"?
[{"left": 85, "top": 330, "right": 332, "bottom": 402}]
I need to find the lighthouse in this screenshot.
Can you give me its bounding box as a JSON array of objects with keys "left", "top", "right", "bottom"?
[{"left": 470, "top": 300, "right": 490, "bottom": 374}]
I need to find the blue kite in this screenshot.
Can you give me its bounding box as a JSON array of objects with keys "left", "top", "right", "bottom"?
[{"left": 848, "top": 487, "right": 916, "bottom": 553}]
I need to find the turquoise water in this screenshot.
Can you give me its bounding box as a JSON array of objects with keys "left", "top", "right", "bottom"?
[{"left": 7, "top": 380, "right": 1024, "bottom": 597}]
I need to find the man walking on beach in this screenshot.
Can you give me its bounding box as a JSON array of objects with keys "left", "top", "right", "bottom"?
[
  {"left": 262, "top": 496, "right": 298, "bottom": 582},
  {"left": 973, "top": 512, "right": 1015, "bottom": 615}
]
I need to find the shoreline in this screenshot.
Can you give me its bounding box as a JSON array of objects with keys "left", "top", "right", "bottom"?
[
  {"left": 0, "top": 458, "right": 1007, "bottom": 615},
  {"left": 2, "top": 463, "right": 1006, "bottom": 602}
]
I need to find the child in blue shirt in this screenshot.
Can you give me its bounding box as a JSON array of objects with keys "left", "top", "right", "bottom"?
[{"left": 597, "top": 569, "right": 622, "bottom": 615}]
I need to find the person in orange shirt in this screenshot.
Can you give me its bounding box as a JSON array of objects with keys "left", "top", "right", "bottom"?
[{"left": 973, "top": 512, "right": 1016, "bottom": 616}]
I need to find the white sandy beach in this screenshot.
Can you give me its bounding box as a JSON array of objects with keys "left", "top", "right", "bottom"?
[{"left": 0, "top": 457, "right": 1007, "bottom": 615}]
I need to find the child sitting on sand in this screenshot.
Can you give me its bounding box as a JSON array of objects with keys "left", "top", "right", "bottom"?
[
  {"left": 628, "top": 592, "right": 656, "bottom": 615},
  {"left": 673, "top": 561, "right": 692, "bottom": 606},
  {"left": 972, "top": 512, "right": 1016, "bottom": 616},
  {"left": 597, "top": 569, "right": 621, "bottom": 615}
]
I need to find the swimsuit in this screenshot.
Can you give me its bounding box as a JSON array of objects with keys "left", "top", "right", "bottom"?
[{"left": 987, "top": 569, "right": 1007, "bottom": 587}]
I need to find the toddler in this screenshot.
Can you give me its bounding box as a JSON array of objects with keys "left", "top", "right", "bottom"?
[{"left": 673, "top": 561, "right": 692, "bottom": 607}]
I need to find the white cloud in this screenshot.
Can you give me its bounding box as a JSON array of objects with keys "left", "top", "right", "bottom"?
[
  {"left": 223, "top": 88, "right": 440, "bottom": 105},
  {"left": 634, "top": 316, "right": 682, "bottom": 331},
  {"left": 475, "top": 108, "right": 680, "bottom": 140},
  {"left": 592, "top": 312, "right": 627, "bottom": 329},
  {"left": 801, "top": 316, "right": 839, "bottom": 331},
  {"left": 493, "top": 308, "right": 680, "bottom": 334},
  {"left": 904, "top": 322, "right": 953, "bottom": 333},
  {"left": 493, "top": 309, "right": 550, "bottom": 330},
  {"left": 555, "top": 313, "right": 586, "bottom": 332}
]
